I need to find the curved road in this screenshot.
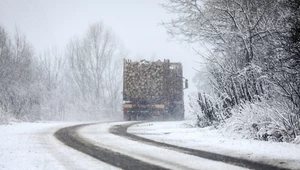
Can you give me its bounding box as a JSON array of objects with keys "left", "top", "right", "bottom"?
[
  {"left": 55, "top": 123, "right": 167, "bottom": 170},
  {"left": 55, "top": 122, "right": 290, "bottom": 170}
]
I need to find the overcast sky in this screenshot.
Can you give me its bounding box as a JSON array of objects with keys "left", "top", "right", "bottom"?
[{"left": 0, "top": 0, "right": 204, "bottom": 95}]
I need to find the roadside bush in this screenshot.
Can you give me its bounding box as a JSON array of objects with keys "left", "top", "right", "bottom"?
[
  {"left": 0, "top": 109, "right": 7, "bottom": 124},
  {"left": 0, "top": 108, "right": 19, "bottom": 124},
  {"left": 188, "top": 92, "right": 232, "bottom": 127},
  {"left": 223, "top": 99, "right": 300, "bottom": 142}
]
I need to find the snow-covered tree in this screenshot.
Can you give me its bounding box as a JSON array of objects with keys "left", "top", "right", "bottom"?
[
  {"left": 162, "top": 0, "right": 300, "bottom": 141},
  {"left": 66, "top": 23, "right": 125, "bottom": 119},
  {"left": 0, "top": 26, "right": 41, "bottom": 123},
  {"left": 38, "top": 47, "right": 67, "bottom": 120}
]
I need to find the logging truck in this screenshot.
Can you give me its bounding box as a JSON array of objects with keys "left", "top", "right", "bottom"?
[{"left": 123, "top": 59, "right": 188, "bottom": 120}]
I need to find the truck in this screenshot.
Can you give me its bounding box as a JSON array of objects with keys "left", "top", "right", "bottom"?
[{"left": 123, "top": 59, "right": 188, "bottom": 121}]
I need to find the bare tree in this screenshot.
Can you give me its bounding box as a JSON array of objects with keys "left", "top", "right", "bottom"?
[
  {"left": 162, "top": 0, "right": 288, "bottom": 103},
  {"left": 38, "top": 47, "right": 67, "bottom": 120},
  {"left": 66, "top": 23, "right": 125, "bottom": 119},
  {"left": 0, "top": 26, "right": 41, "bottom": 122},
  {"left": 272, "top": 0, "right": 300, "bottom": 108}
]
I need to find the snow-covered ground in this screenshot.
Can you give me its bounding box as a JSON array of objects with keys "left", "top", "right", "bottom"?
[
  {"left": 128, "top": 121, "right": 300, "bottom": 170},
  {"left": 1, "top": 121, "right": 299, "bottom": 170},
  {"left": 0, "top": 122, "right": 118, "bottom": 170}
]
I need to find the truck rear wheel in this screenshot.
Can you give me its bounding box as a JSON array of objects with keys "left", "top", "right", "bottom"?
[
  {"left": 124, "top": 112, "right": 130, "bottom": 121},
  {"left": 130, "top": 113, "right": 137, "bottom": 121}
]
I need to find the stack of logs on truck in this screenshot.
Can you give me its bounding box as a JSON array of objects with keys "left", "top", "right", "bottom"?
[{"left": 123, "top": 59, "right": 188, "bottom": 120}]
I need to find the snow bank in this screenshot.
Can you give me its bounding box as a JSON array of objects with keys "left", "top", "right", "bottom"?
[
  {"left": 128, "top": 121, "right": 300, "bottom": 170},
  {"left": 0, "top": 122, "right": 118, "bottom": 170}
]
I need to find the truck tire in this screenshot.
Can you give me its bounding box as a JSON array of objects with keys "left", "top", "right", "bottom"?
[
  {"left": 124, "top": 113, "right": 131, "bottom": 121},
  {"left": 130, "top": 113, "right": 137, "bottom": 121}
]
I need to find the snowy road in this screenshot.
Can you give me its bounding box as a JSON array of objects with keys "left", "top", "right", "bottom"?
[
  {"left": 77, "top": 122, "right": 247, "bottom": 170},
  {"left": 1, "top": 121, "right": 299, "bottom": 170}
]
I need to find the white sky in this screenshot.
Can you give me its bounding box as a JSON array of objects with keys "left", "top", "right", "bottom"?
[{"left": 0, "top": 0, "right": 204, "bottom": 94}]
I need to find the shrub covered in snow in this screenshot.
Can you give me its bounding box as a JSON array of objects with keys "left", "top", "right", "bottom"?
[
  {"left": 223, "top": 99, "right": 300, "bottom": 142},
  {"left": 0, "top": 108, "right": 20, "bottom": 125},
  {"left": 188, "top": 92, "right": 231, "bottom": 128}
]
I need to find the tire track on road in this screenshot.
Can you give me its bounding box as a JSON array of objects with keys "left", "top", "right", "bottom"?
[
  {"left": 54, "top": 123, "right": 169, "bottom": 170},
  {"left": 109, "top": 122, "right": 290, "bottom": 170}
]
